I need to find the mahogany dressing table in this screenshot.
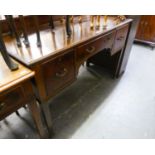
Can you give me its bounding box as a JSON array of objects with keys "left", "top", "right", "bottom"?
[{"left": 3, "top": 16, "right": 135, "bottom": 136}]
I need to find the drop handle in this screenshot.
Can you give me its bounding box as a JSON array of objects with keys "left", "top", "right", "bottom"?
[
  {"left": 0, "top": 102, "right": 5, "bottom": 111},
  {"left": 56, "top": 68, "right": 68, "bottom": 77},
  {"left": 86, "top": 46, "right": 95, "bottom": 53},
  {"left": 117, "top": 36, "right": 124, "bottom": 41},
  {"left": 107, "top": 37, "right": 111, "bottom": 40}
]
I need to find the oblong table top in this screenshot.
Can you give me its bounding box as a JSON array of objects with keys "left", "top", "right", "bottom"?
[{"left": 4, "top": 16, "right": 132, "bottom": 66}]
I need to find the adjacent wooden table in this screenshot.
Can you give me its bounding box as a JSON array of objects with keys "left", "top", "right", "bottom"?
[
  {"left": 0, "top": 54, "right": 47, "bottom": 138},
  {"left": 3, "top": 16, "right": 137, "bottom": 136}
]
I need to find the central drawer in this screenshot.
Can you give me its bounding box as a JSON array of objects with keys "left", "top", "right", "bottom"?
[
  {"left": 42, "top": 51, "right": 75, "bottom": 97},
  {"left": 76, "top": 30, "right": 116, "bottom": 64}
]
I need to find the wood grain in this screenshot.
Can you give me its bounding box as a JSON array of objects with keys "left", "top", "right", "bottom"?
[
  {"left": 0, "top": 54, "right": 34, "bottom": 93},
  {"left": 3, "top": 16, "right": 132, "bottom": 66},
  {"left": 135, "top": 15, "right": 155, "bottom": 47}
]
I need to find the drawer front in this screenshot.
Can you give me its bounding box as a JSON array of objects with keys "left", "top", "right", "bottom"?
[
  {"left": 42, "top": 51, "right": 75, "bottom": 97},
  {"left": 0, "top": 86, "right": 25, "bottom": 120},
  {"left": 104, "top": 31, "right": 116, "bottom": 49},
  {"left": 76, "top": 31, "right": 116, "bottom": 64},
  {"left": 111, "top": 24, "right": 129, "bottom": 55}
]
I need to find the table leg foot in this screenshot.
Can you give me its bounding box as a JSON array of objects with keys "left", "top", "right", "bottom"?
[
  {"left": 42, "top": 103, "right": 54, "bottom": 137},
  {"left": 28, "top": 100, "right": 48, "bottom": 138}
]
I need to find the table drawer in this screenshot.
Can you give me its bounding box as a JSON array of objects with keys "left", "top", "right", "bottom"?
[
  {"left": 0, "top": 86, "right": 25, "bottom": 120},
  {"left": 111, "top": 24, "right": 129, "bottom": 55},
  {"left": 76, "top": 31, "right": 116, "bottom": 64},
  {"left": 42, "top": 51, "right": 75, "bottom": 97},
  {"left": 104, "top": 31, "right": 116, "bottom": 49}
]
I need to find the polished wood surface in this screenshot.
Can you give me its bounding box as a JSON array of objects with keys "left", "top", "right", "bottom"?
[
  {"left": 0, "top": 54, "right": 34, "bottom": 93},
  {"left": 4, "top": 16, "right": 132, "bottom": 66},
  {"left": 135, "top": 15, "right": 155, "bottom": 47}
]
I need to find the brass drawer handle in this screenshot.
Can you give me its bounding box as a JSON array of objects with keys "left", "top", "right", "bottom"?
[
  {"left": 141, "top": 21, "right": 144, "bottom": 25},
  {"left": 117, "top": 36, "right": 124, "bottom": 41},
  {"left": 0, "top": 102, "right": 5, "bottom": 111},
  {"left": 86, "top": 46, "right": 95, "bottom": 53},
  {"left": 56, "top": 68, "right": 68, "bottom": 77},
  {"left": 107, "top": 37, "right": 111, "bottom": 40}
]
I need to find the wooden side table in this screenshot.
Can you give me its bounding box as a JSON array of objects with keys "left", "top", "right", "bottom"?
[{"left": 0, "top": 54, "right": 47, "bottom": 138}]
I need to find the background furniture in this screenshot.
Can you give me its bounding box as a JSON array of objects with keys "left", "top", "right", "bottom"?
[
  {"left": 135, "top": 15, "right": 155, "bottom": 48},
  {"left": 0, "top": 15, "right": 77, "bottom": 34},
  {"left": 0, "top": 54, "right": 47, "bottom": 138}
]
